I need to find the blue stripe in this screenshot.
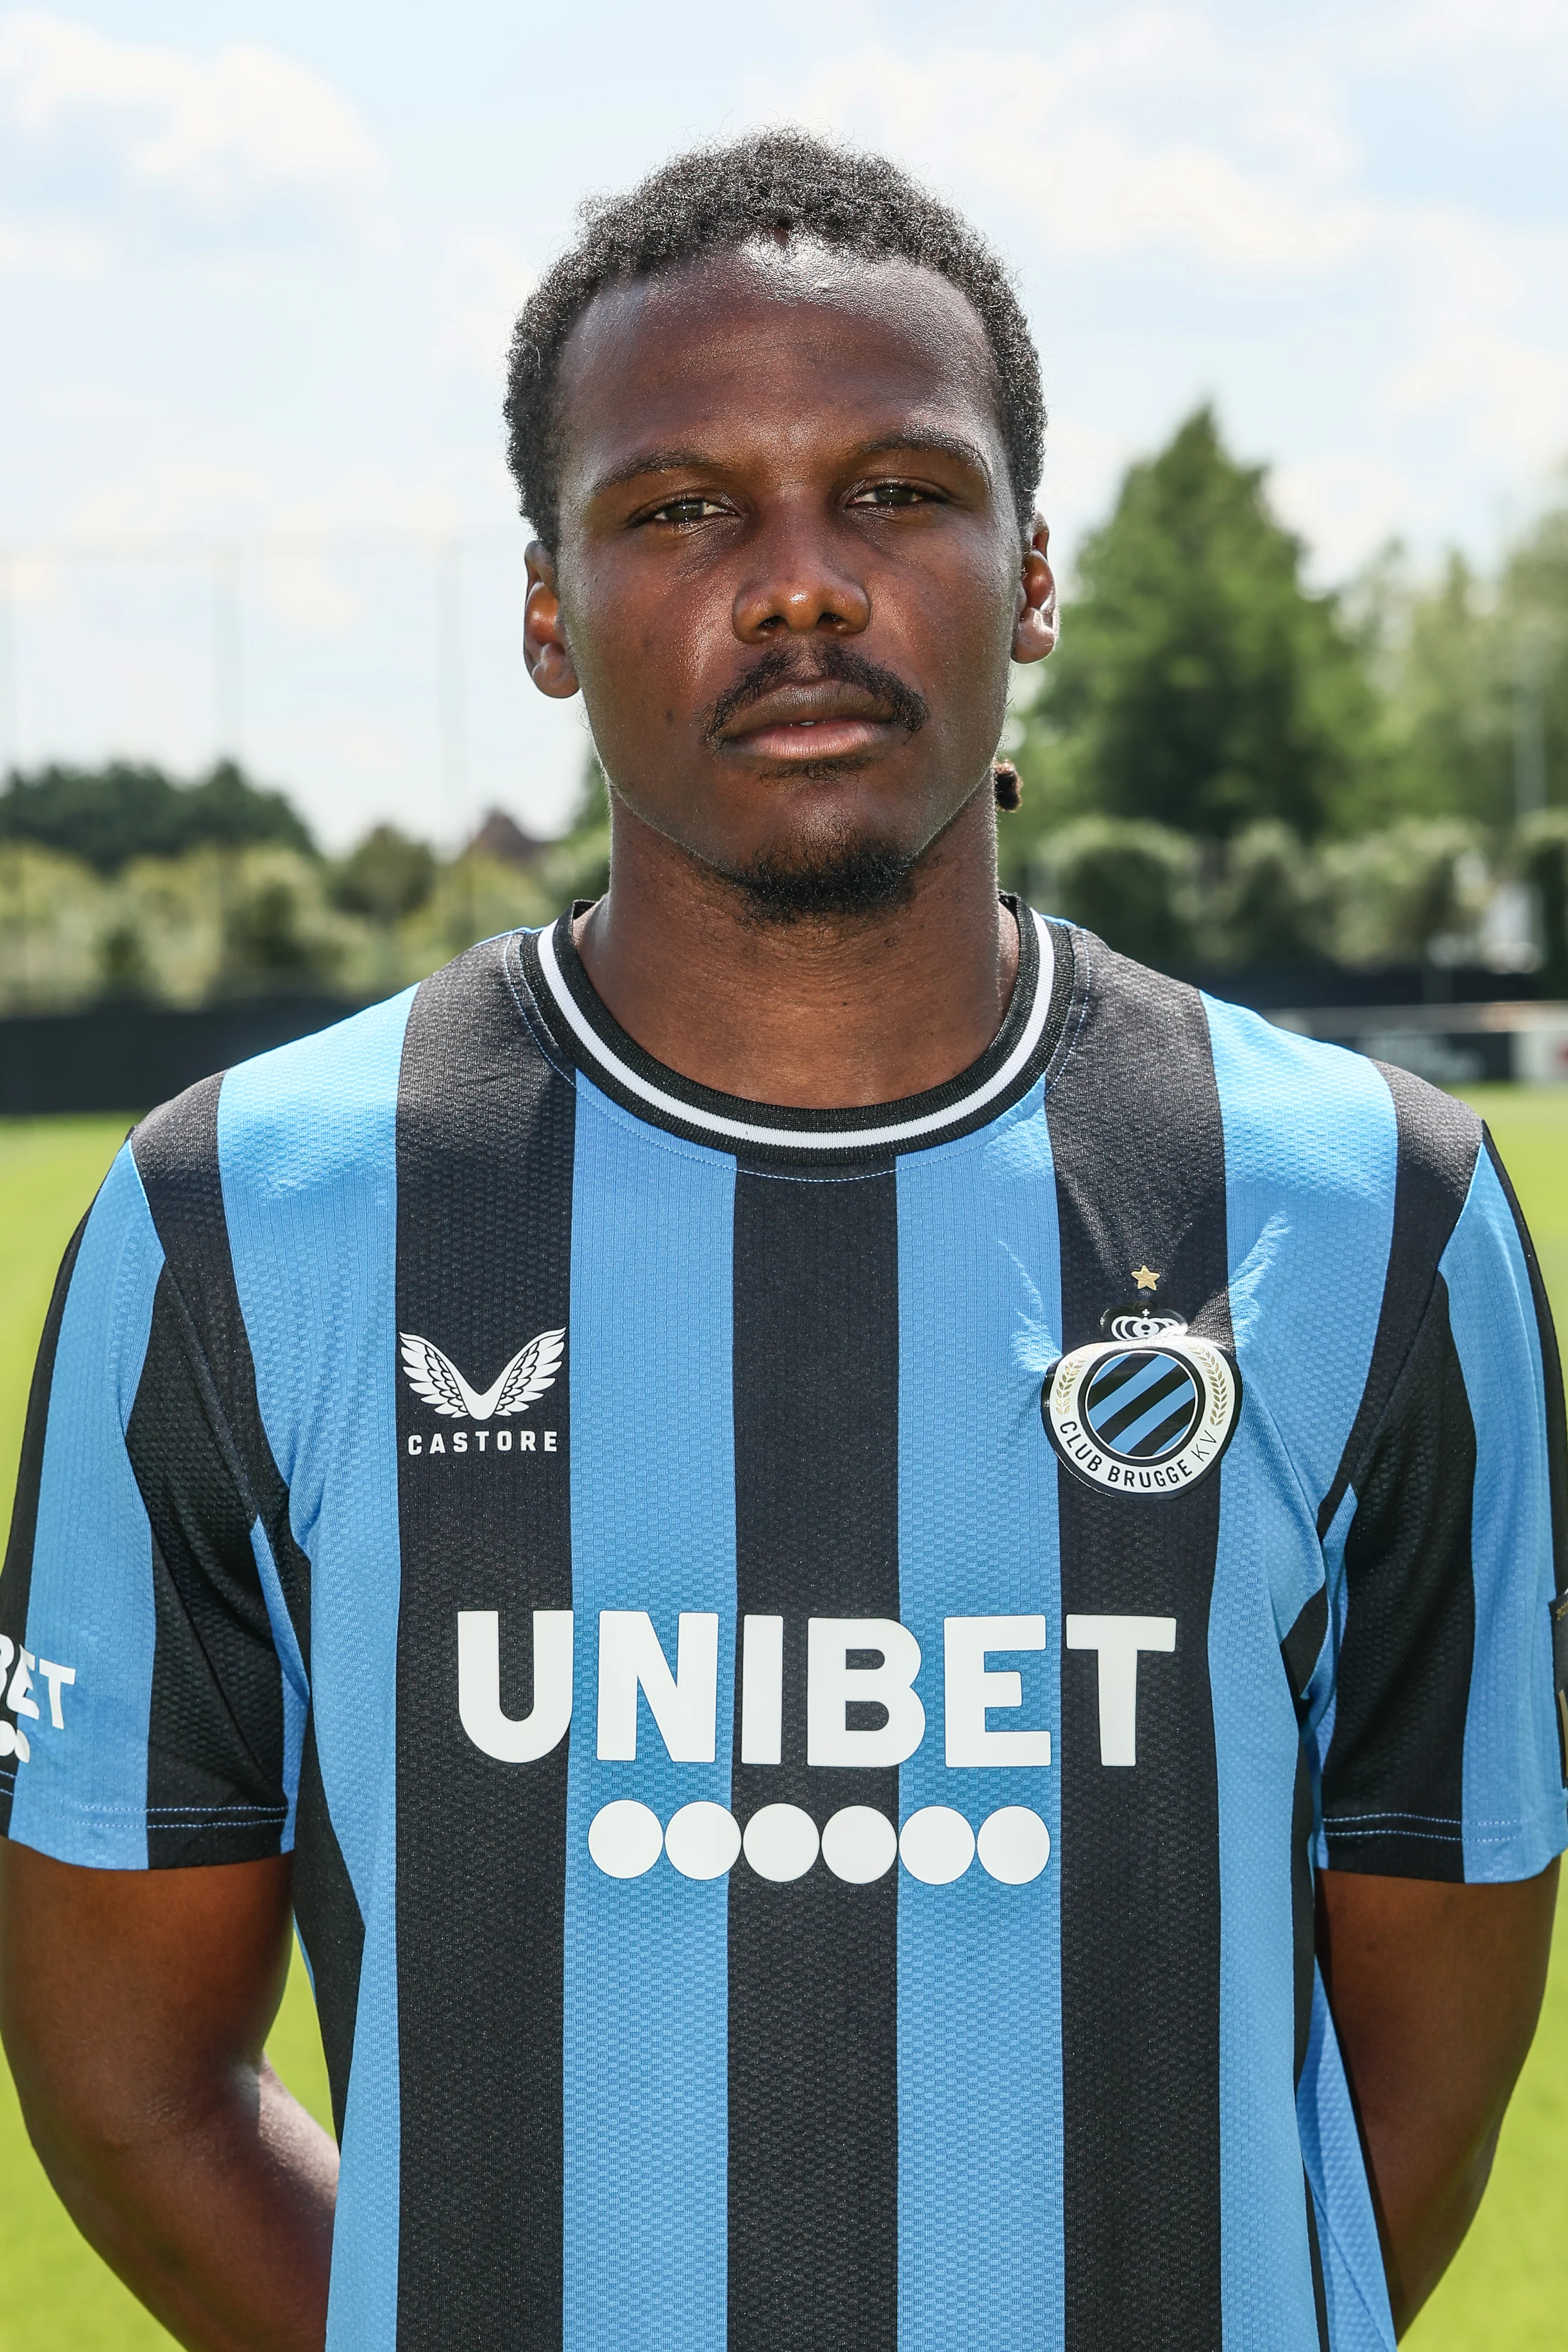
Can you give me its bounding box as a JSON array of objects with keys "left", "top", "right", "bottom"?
[
  {"left": 327, "top": 1829, "right": 402, "bottom": 2352},
  {"left": 1297, "top": 1969, "right": 1395, "bottom": 2351},
  {"left": 1441, "top": 1150, "right": 1568, "bottom": 1880},
  {"left": 9, "top": 1145, "right": 163, "bottom": 1867},
  {"left": 218, "top": 991, "right": 413, "bottom": 2342},
  {"left": 219, "top": 993, "right": 413, "bottom": 1908},
  {"left": 1206, "top": 1004, "right": 1399, "bottom": 2352},
  {"left": 895, "top": 1084, "right": 1063, "bottom": 2352},
  {"left": 562, "top": 1081, "right": 736, "bottom": 2352}
]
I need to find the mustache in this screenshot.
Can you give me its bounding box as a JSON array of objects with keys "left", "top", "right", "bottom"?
[{"left": 700, "top": 642, "right": 930, "bottom": 749}]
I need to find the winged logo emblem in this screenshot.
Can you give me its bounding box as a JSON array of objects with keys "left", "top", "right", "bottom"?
[{"left": 399, "top": 1326, "right": 565, "bottom": 1421}]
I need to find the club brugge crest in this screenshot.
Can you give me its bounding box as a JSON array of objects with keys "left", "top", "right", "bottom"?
[{"left": 1041, "top": 1265, "right": 1241, "bottom": 1498}]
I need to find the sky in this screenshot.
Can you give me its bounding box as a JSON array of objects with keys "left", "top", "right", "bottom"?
[{"left": 1, "top": 0, "right": 1566, "bottom": 847}]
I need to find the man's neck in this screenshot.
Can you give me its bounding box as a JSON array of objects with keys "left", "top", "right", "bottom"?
[{"left": 571, "top": 788, "right": 1019, "bottom": 1110}]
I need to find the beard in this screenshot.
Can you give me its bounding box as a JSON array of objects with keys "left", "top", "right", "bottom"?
[{"left": 715, "top": 816, "right": 920, "bottom": 924}]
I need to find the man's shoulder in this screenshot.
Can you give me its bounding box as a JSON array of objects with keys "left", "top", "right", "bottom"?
[
  {"left": 125, "top": 929, "right": 560, "bottom": 1242},
  {"left": 129, "top": 984, "right": 420, "bottom": 1222},
  {"left": 1062, "top": 924, "right": 1481, "bottom": 1212}
]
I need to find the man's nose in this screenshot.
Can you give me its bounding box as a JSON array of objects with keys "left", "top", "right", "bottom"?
[{"left": 731, "top": 507, "right": 872, "bottom": 642}]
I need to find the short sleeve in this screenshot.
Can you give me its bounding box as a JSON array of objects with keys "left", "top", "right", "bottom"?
[
  {"left": 1319, "top": 1131, "right": 1568, "bottom": 1883},
  {"left": 0, "top": 1142, "right": 291, "bottom": 1868}
]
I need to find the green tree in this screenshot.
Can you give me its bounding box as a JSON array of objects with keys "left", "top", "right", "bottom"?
[
  {"left": 0, "top": 759, "right": 315, "bottom": 874},
  {"left": 329, "top": 825, "right": 437, "bottom": 927},
  {"left": 1497, "top": 492, "right": 1568, "bottom": 818},
  {"left": 1370, "top": 553, "right": 1510, "bottom": 824},
  {"left": 533, "top": 757, "right": 611, "bottom": 910},
  {"left": 1032, "top": 817, "right": 1199, "bottom": 967},
  {"left": 1363, "top": 486, "right": 1568, "bottom": 830},
  {"left": 1018, "top": 406, "right": 1379, "bottom": 841}
]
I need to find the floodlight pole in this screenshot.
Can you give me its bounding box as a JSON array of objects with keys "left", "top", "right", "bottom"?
[
  {"left": 212, "top": 544, "right": 243, "bottom": 767},
  {"left": 0, "top": 553, "right": 15, "bottom": 779},
  {"left": 1513, "top": 664, "right": 1545, "bottom": 825},
  {"left": 437, "top": 537, "right": 467, "bottom": 844}
]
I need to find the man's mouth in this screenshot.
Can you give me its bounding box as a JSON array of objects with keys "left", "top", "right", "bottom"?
[
  {"left": 717, "top": 681, "right": 901, "bottom": 763},
  {"left": 700, "top": 648, "right": 930, "bottom": 762}
]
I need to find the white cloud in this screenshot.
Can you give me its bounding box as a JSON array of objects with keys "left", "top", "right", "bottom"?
[
  {"left": 61, "top": 456, "right": 270, "bottom": 536},
  {"left": 1269, "top": 453, "right": 1420, "bottom": 585},
  {"left": 435, "top": 232, "right": 537, "bottom": 378},
  {"left": 0, "top": 210, "right": 101, "bottom": 270},
  {"left": 767, "top": 31, "right": 1369, "bottom": 278},
  {"left": 0, "top": 9, "right": 383, "bottom": 226},
  {"left": 1359, "top": 0, "right": 1568, "bottom": 85}
]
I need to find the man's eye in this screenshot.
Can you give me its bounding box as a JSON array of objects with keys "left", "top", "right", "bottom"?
[
  {"left": 647, "top": 495, "right": 726, "bottom": 525},
  {"left": 850, "top": 482, "right": 935, "bottom": 509}
]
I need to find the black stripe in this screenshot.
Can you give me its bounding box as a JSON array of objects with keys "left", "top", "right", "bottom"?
[
  {"left": 1482, "top": 1130, "right": 1568, "bottom": 1783},
  {"left": 0, "top": 1210, "right": 90, "bottom": 1835},
  {"left": 393, "top": 944, "right": 575, "bottom": 2351},
  {"left": 1045, "top": 943, "right": 1226, "bottom": 2352},
  {"left": 1282, "top": 1586, "right": 1329, "bottom": 2090},
  {"left": 1304, "top": 2179, "right": 1331, "bottom": 2352},
  {"left": 131, "top": 1081, "right": 299, "bottom": 1865},
  {"left": 729, "top": 1161, "right": 900, "bottom": 2352},
  {"left": 133, "top": 1077, "right": 363, "bottom": 2091},
  {"left": 1318, "top": 1065, "right": 1479, "bottom": 1542},
  {"left": 1321, "top": 1275, "right": 1475, "bottom": 1880},
  {"left": 292, "top": 1719, "right": 363, "bottom": 2141},
  {"left": 126, "top": 1271, "right": 287, "bottom": 1861},
  {"left": 133, "top": 1081, "right": 313, "bottom": 1644},
  {"left": 1282, "top": 1586, "right": 1329, "bottom": 1729}
]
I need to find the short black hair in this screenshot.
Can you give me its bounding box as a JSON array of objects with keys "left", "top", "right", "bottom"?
[{"left": 504, "top": 131, "right": 1045, "bottom": 550}]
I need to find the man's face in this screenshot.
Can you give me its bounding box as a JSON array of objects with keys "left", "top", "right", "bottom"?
[{"left": 524, "top": 241, "right": 1055, "bottom": 917}]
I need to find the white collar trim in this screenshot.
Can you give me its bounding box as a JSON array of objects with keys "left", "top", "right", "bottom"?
[{"left": 534, "top": 909, "right": 1054, "bottom": 1152}]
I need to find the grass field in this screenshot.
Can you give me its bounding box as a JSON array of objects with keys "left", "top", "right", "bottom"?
[{"left": 0, "top": 1096, "right": 1564, "bottom": 2347}]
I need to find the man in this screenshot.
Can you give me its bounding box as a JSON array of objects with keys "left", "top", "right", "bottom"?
[{"left": 1, "top": 133, "right": 1563, "bottom": 2352}]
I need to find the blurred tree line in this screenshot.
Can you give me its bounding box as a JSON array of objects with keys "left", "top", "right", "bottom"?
[
  {"left": 0, "top": 764, "right": 609, "bottom": 1015},
  {"left": 2, "top": 402, "right": 1566, "bottom": 1014},
  {"left": 1000, "top": 405, "right": 1568, "bottom": 991}
]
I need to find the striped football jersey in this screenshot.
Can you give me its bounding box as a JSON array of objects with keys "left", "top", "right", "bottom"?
[{"left": 2, "top": 903, "right": 1565, "bottom": 2352}]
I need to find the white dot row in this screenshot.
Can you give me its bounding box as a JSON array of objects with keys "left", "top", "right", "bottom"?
[{"left": 587, "top": 1799, "right": 1051, "bottom": 1886}]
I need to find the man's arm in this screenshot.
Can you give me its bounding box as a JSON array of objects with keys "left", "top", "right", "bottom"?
[
  {"left": 0, "top": 1840, "right": 336, "bottom": 2352},
  {"left": 1318, "top": 1859, "right": 1559, "bottom": 2338}
]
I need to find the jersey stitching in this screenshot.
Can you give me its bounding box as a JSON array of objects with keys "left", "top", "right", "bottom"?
[
  {"left": 1326, "top": 1810, "right": 1562, "bottom": 1845},
  {"left": 1303, "top": 2173, "right": 1399, "bottom": 2347},
  {"left": 500, "top": 933, "right": 577, "bottom": 1090},
  {"left": 0, "top": 1791, "right": 287, "bottom": 1819},
  {"left": 1323, "top": 1825, "right": 1463, "bottom": 1842},
  {"left": 1037, "top": 920, "right": 1093, "bottom": 1102},
  {"left": 1324, "top": 1808, "right": 1463, "bottom": 1825}
]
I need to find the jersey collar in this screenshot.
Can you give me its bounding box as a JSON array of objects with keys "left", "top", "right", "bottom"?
[{"left": 516, "top": 897, "right": 1065, "bottom": 1161}]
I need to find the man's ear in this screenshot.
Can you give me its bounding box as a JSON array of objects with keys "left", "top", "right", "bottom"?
[
  {"left": 1012, "top": 516, "right": 1058, "bottom": 664},
  {"left": 524, "top": 542, "right": 581, "bottom": 699}
]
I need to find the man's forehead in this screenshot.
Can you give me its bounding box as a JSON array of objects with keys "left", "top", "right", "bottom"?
[{"left": 555, "top": 244, "right": 1002, "bottom": 477}]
